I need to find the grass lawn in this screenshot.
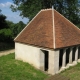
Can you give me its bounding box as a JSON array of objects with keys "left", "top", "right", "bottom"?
[
  {"left": 1, "top": 53, "right": 80, "bottom": 80},
  {"left": 0, "top": 53, "right": 48, "bottom": 80},
  {"left": 60, "top": 63, "right": 80, "bottom": 80}
]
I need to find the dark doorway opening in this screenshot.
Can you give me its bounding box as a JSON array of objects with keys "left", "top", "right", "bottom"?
[
  {"left": 44, "top": 50, "right": 49, "bottom": 71},
  {"left": 59, "top": 49, "right": 63, "bottom": 69},
  {"left": 66, "top": 48, "right": 70, "bottom": 64},
  {"left": 78, "top": 47, "right": 80, "bottom": 59},
  {"left": 72, "top": 47, "right": 76, "bottom": 62}
]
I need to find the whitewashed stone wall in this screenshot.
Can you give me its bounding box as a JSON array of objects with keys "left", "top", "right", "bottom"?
[
  {"left": 15, "top": 42, "right": 60, "bottom": 74},
  {"left": 15, "top": 42, "right": 42, "bottom": 69}
]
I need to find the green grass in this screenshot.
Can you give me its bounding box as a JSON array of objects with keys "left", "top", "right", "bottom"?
[
  {"left": 0, "top": 53, "right": 48, "bottom": 80},
  {"left": 1, "top": 53, "right": 80, "bottom": 80},
  {"left": 60, "top": 63, "right": 80, "bottom": 80}
]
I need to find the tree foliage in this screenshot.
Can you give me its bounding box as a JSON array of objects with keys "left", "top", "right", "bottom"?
[
  {"left": 0, "top": 13, "right": 9, "bottom": 29},
  {"left": 0, "top": 29, "right": 12, "bottom": 42},
  {"left": 11, "top": 0, "right": 80, "bottom": 24},
  {"left": 0, "top": 20, "right": 26, "bottom": 42},
  {"left": 0, "top": 9, "right": 26, "bottom": 50},
  {"left": 0, "top": 10, "right": 26, "bottom": 42},
  {"left": 11, "top": 21, "right": 26, "bottom": 38}
]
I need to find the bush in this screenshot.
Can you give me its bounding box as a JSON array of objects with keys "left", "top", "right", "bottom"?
[
  {"left": 0, "top": 29, "right": 13, "bottom": 42},
  {"left": 0, "top": 42, "right": 14, "bottom": 51}
]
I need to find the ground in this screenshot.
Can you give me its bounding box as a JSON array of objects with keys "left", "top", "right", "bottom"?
[
  {"left": 0, "top": 49, "right": 15, "bottom": 56},
  {"left": 0, "top": 53, "right": 48, "bottom": 80}
]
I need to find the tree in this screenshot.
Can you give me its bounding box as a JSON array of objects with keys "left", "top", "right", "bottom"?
[
  {"left": 0, "top": 10, "right": 9, "bottom": 29},
  {"left": 12, "top": 21, "right": 26, "bottom": 38},
  {"left": 11, "top": 0, "right": 80, "bottom": 24},
  {"left": 0, "top": 29, "right": 12, "bottom": 42},
  {"left": 0, "top": 9, "right": 2, "bottom": 14},
  {"left": 65, "top": 0, "right": 80, "bottom": 24}
]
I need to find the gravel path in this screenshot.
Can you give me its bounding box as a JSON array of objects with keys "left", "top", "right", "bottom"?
[{"left": 0, "top": 49, "right": 15, "bottom": 57}]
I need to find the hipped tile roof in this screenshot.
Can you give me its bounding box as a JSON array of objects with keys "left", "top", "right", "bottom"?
[{"left": 14, "top": 9, "right": 80, "bottom": 49}]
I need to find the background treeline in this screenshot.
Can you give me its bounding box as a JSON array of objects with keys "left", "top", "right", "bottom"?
[
  {"left": 11, "top": 0, "right": 80, "bottom": 26},
  {"left": 0, "top": 0, "right": 80, "bottom": 51},
  {"left": 0, "top": 10, "right": 26, "bottom": 51}
]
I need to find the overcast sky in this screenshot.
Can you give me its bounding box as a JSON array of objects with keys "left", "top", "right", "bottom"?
[{"left": 0, "top": 0, "right": 29, "bottom": 24}]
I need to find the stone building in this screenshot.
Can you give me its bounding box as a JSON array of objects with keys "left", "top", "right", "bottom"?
[{"left": 14, "top": 9, "right": 80, "bottom": 75}]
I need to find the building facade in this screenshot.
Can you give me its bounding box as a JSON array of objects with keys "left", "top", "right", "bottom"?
[{"left": 14, "top": 9, "right": 80, "bottom": 75}]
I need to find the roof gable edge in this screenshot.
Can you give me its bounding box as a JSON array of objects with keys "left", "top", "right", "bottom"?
[
  {"left": 54, "top": 10, "right": 80, "bottom": 31},
  {"left": 14, "top": 10, "right": 42, "bottom": 41}
]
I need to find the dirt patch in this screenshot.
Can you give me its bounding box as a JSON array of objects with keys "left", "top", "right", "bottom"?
[
  {"left": 0, "top": 49, "right": 15, "bottom": 57},
  {"left": 46, "top": 74, "right": 70, "bottom": 80}
]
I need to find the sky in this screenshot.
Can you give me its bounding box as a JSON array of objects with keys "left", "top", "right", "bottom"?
[{"left": 0, "top": 0, "right": 29, "bottom": 24}]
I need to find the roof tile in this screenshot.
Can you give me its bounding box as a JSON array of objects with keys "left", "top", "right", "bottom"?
[{"left": 14, "top": 9, "right": 80, "bottom": 49}]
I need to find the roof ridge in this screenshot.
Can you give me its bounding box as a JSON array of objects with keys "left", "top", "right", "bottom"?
[
  {"left": 41, "top": 8, "right": 52, "bottom": 11},
  {"left": 52, "top": 7, "right": 56, "bottom": 49},
  {"left": 14, "top": 10, "right": 42, "bottom": 41},
  {"left": 54, "top": 9, "right": 80, "bottom": 31}
]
